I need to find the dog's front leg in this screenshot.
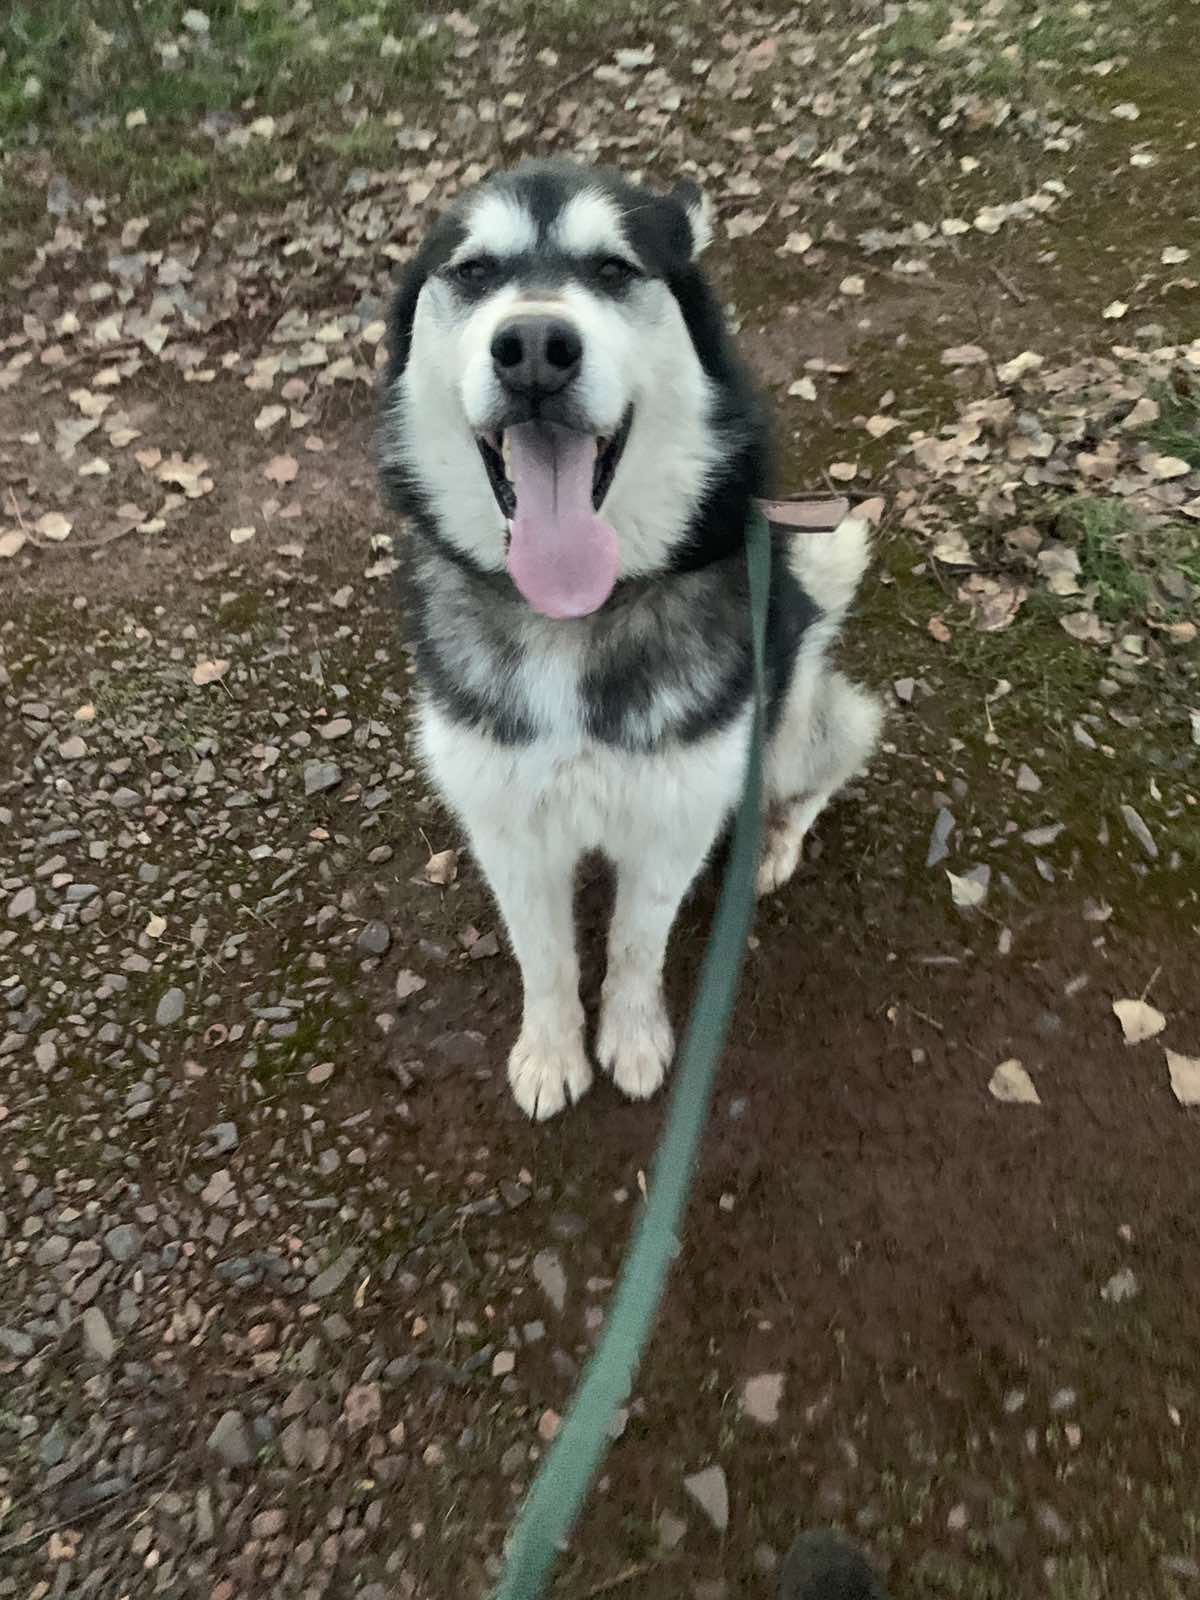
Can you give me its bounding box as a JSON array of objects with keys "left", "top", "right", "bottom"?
[
  {"left": 467, "top": 816, "right": 591, "bottom": 1120},
  {"left": 598, "top": 805, "right": 725, "bottom": 1103}
]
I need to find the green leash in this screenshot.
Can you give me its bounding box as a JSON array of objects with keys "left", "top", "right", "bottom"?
[{"left": 492, "top": 507, "right": 772, "bottom": 1600}]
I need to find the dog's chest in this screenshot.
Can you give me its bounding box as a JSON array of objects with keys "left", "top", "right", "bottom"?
[{"left": 415, "top": 553, "right": 755, "bottom": 753}]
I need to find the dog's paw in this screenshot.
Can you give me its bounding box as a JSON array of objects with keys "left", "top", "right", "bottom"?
[
  {"left": 508, "top": 1026, "right": 592, "bottom": 1120},
  {"left": 597, "top": 988, "right": 674, "bottom": 1102},
  {"left": 756, "top": 815, "right": 806, "bottom": 897}
]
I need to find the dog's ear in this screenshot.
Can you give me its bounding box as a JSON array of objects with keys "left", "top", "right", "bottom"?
[{"left": 668, "top": 178, "right": 713, "bottom": 259}]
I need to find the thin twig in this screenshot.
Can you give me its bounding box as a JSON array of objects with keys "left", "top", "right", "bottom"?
[
  {"left": 0, "top": 1461, "right": 175, "bottom": 1559},
  {"left": 573, "top": 1560, "right": 660, "bottom": 1598},
  {"left": 533, "top": 56, "right": 604, "bottom": 122},
  {"left": 988, "top": 262, "right": 1029, "bottom": 306}
]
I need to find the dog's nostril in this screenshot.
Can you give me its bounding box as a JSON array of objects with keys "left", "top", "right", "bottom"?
[
  {"left": 545, "top": 330, "right": 580, "bottom": 371},
  {"left": 492, "top": 330, "right": 524, "bottom": 369}
]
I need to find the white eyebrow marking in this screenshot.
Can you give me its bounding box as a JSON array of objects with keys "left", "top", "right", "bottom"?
[
  {"left": 553, "top": 189, "right": 635, "bottom": 260},
  {"left": 459, "top": 191, "right": 538, "bottom": 259}
]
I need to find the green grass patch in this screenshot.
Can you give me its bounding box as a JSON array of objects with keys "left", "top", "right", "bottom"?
[
  {"left": 0, "top": 0, "right": 450, "bottom": 143},
  {"left": 1055, "top": 497, "right": 1150, "bottom": 622},
  {"left": 872, "top": 0, "right": 1127, "bottom": 106},
  {"left": 1145, "top": 381, "right": 1200, "bottom": 472}
]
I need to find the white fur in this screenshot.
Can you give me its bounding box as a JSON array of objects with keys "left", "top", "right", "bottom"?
[
  {"left": 393, "top": 186, "right": 881, "bottom": 1119},
  {"left": 459, "top": 190, "right": 538, "bottom": 259},
  {"left": 420, "top": 700, "right": 751, "bottom": 1118},
  {"left": 386, "top": 196, "right": 726, "bottom": 580},
  {"left": 416, "top": 519, "right": 881, "bottom": 1118},
  {"left": 553, "top": 189, "right": 633, "bottom": 260},
  {"left": 684, "top": 190, "right": 713, "bottom": 256}
]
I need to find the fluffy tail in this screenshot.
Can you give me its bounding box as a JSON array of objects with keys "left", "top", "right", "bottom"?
[
  {"left": 787, "top": 512, "right": 872, "bottom": 619},
  {"left": 778, "top": 1531, "right": 891, "bottom": 1600}
]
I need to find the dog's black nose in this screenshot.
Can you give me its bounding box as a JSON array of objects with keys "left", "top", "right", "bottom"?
[{"left": 491, "top": 316, "right": 582, "bottom": 398}]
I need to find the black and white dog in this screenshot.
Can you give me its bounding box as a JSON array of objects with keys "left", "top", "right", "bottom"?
[{"left": 380, "top": 160, "right": 881, "bottom": 1120}]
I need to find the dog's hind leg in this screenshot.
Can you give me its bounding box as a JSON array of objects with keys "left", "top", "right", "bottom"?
[{"left": 757, "top": 666, "right": 881, "bottom": 898}]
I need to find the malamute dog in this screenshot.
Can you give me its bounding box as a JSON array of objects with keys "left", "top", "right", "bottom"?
[{"left": 379, "top": 161, "right": 881, "bottom": 1120}]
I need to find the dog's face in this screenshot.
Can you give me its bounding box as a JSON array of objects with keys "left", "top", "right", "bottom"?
[{"left": 382, "top": 161, "right": 754, "bottom": 619}]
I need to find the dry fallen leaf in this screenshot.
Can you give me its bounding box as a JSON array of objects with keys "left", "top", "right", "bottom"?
[
  {"left": 35, "top": 511, "right": 72, "bottom": 542},
  {"left": 932, "top": 530, "right": 975, "bottom": 566},
  {"left": 1144, "top": 454, "right": 1190, "bottom": 480},
  {"left": 989, "top": 1059, "right": 1041, "bottom": 1105},
  {"left": 0, "top": 530, "right": 25, "bottom": 558},
  {"left": 230, "top": 526, "right": 256, "bottom": 545},
  {"left": 1060, "top": 611, "right": 1113, "bottom": 645},
  {"left": 959, "top": 574, "right": 1026, "bottom": 632},
  {"left": 782, "top": 230, "right": 813, "bottom": 256},
  {"left": 996, "top": 351, "right": 1044, "bottom": 384},
  {"left": 1102, "top": 300, "right": 1129, "bottom": 320},
  {"left": 191, "top": 658, "right": 231, "bottom": 687},
  {"left": 263, "top": 453, "right": 299, "bottom": 485},
  {"left": 255, "top": 403, "right": 287, "bottom": 433},
  {"left": 838, "top": 274, "right": 866, "bottom": 297},
  {"left": 947, "top": 869, "right": 987, "bottom": 909},
  {"left": 865, "top": 414, "right": 899, "bottom": 438},
  {"left": 940, "top": 343, "right": 989, "bottom": 367},
  {"left": 1161, "top": 245, "right": 1190, "bottom": 266},
  {"left": 828, "top": 461, "right": 858, "bottom": 481},
  {"left": 1165, "top": 1049, "right": 1200, "bottom": 1105},
  {"left": 395, "top": 970, "right": 427, "bottom": 1003},
  {"left": 787, "top": 376, "right": 817, "bottom": 401},
  {"left": 1113, "top": 998, "right": 1166, "bottom": 1045},
  {"left": 1037, "top": 543, "right": 1083, "bottom": 595},
  {"left": 927, "top": 615, "right": 952, "bottom": 644},
  {"left": 424, "top": 848, "right": 459, "bottom": 886}
]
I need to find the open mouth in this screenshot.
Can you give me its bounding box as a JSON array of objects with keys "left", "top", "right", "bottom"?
[{"left": 475, "top": 407, "right": 633, "bottom": 521}]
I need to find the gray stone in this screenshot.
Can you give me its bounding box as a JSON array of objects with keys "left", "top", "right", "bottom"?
[
  {"left": 1015, "top": 763, "right": 1042, "bottom": 793},
  {"left": 357, "top": 919, "right": 391, "bottom": 956},
  {"left": 0, "top": 1326, "right": 34, "bottom": 1359},
  {"left": 155, "top": 987, "right": 186, "bottom": 1027},
  {"left": 1101, "top": 1267, "right": 1139, "bottom": 1303},
  {"left": 309, "top": 1248, "right": 359, "bottom": 1299},
  {"left": 532, "top": 1249, "right": 567, "bottom": 1314},
  {"left": 684, "top": 1465, "right": 729, "bottom": 1532},
  {"left": 6, "top": 886, "right": 36, "bottom": 920},
  {"left": 926, "top": 807, "right": 955, "bottom": 868},
  {"left": 303, "top": 760, "right": 341, "bottom": 796},
  {"left": 1119, "top": 804, "right": 1158, "bottom": 860},
  {"left": 207, "top": 1408, "right": 255, "bottom": 1467},
  {"left": 103, "top": 1224, "right": 142, "bottom": 1263},
  {"left": 202, "top": 1121, "right": 239, "bottom": 1157},
  {"left": 39, "top": 1421, "right": 71, "bottom": 1467},
  {"left": 741, "top": 1372, "right": 784, "bottom": 1425},
  {"left": 81, "top": 1306, "right": 116, "bottom": 1363}
]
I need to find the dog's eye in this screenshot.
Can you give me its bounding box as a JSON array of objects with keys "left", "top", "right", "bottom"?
[
  {"left": 597, "top": 257, "right": 638, "bottom": 287},
  {"left": 452, "top": 257, "right": 495, "bottom": 289}
]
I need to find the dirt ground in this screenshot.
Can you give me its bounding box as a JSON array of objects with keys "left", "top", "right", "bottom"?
[{"left": 2, "top": 2, "right": 1199, "bottom": 1597}]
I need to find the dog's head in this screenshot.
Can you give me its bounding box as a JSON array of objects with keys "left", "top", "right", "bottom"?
[{"left": 380, "top": 160, "right": 765, "bottom": 619}]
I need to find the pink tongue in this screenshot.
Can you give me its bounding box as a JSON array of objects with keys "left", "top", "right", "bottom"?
[{"left": 505, "top": 423, "right": 619, "bottom": 619}]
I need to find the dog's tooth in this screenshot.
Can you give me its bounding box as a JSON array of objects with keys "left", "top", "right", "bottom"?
[{"left": 501, "top": 433, "right": 512, "bottom": 476}]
